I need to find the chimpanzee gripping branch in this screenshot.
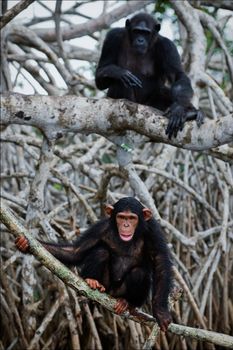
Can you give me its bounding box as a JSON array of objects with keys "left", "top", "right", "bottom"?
[
  {"left": 1, "top": 93, "right": 233, "bottom": 150},
  {"left": 1, "top": 200, "right": 233, "bottom": 349},
  {"left": 0, "top": 200, "right": 152, "bottom": 322}
]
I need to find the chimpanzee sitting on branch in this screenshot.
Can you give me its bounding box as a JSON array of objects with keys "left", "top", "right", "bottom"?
[
  {"left": 95, "top": 13, "right": 204, "bottom": 138},
  {"left": 15, "top": 197, "right": 173, "bottom": 331}
]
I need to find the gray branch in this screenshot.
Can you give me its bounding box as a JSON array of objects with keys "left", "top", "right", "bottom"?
[
  {"left": 17, "top": 1, "right": 154, "bottom": 43},
  {"left": 1, "top": 93, "right": 233, "bottom": 151},
  {"left": 0, "top": 0, "right": 35, "bottom": 30}
]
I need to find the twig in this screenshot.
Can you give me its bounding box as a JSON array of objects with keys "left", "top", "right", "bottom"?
[
  {"left": 28, "top": 293, "right": 65, "bottom": 350},
  {"left": 142, "top": 324, "right": 160, "bottom": 350},
  {"left": 0, "top": 0, "right": 35, "bottom": 30}
]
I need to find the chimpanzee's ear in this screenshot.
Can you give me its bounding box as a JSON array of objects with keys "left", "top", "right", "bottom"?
[
  {"left": 105, "top": 205, "right": 114, "bottom": 217},
  {"left": 155, "top": 23, "right": 161, "bottom": 33},
  {"left": 125, "top": 19, "right": 131, "bottom": 28},
  {"left": 142, "top": 208, "right": 153, "bottom": 221}
]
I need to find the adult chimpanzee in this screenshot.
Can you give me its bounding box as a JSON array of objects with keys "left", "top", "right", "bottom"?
[
  {"left": 95, "top": 13, "right": 204, "bottom": 138},
  {"left": 15, "top": 197, "right": 173, "bottom": 331}
]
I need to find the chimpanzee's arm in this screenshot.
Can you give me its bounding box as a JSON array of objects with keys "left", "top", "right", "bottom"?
[
  {"left": 95, "top": 28, "right": 142, "bottom": 90},
  {"left": 15, "top": 235, "right": 79, "bottom": 265},
  {"left": 38, "top": 240, "right": 80, "bottom": 265},
  {"left": 151, "top": 253, "right": 173, "bottom": 331},
  {"left": 147, "top": 219, "right": 173, "bottom": 331},
  {"left": 160, "top": 37, "right": 204, "bottom": 138},
  {"left": 160, "top": 36, "right": 193, "bottom": 106},
  {"left": 16, "top": 219, "right": 109, "bottom": 266}
]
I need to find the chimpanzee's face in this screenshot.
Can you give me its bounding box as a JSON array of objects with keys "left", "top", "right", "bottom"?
[
  {"left": 130, "top": 27, "right": 152, "bottom": 55},
  {"left": 105, "top": 199, "right": 153, "bottom": 242},
  {"left": 126, "top": 15, "right": 161, "bottom": 56},
  {"left": 116, "top": 210, "right": 139, "bottom": 241}
]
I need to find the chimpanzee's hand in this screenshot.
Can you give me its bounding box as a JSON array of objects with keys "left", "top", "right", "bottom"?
[
  {"left": 165, "top": 102, "right": 205, "bottom": 139},
  {"left": 153, "top": 306, "right": 172, "bottom": 332},
  {"left": 185, "top": 108, "right": 205, "bottom": 127},
  {"left": 165, "top": 103, "right": 187, "bottom": 139},
  {"left": 120, "top": 70, "right": 142, "bottom": 88},
  {"left": 15, "top": 235, "right": 30, "bottom": 253},
  {"left": 85, "top": 278, "right": 106, "bottom": 292},
  {"left": 114, "top": 298, "right": 129, "bottom": 314}
]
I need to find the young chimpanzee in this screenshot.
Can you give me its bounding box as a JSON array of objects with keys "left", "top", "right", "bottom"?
[
  {"left": 15, "top": 197, "right": 173, "bottom": 331},
  {"left": 95, "top": 13, "right": 204, "bottom": 138}
]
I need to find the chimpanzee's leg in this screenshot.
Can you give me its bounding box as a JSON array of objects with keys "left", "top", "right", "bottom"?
[
  {"left": 112, "top": 266, "right": 151, "bottom": 307},
  {"left": 124, "top": 266, "right": 151, "bottom": 306}
]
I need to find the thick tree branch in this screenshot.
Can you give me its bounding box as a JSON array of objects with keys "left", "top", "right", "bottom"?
[
  {"left": 171, "top": 0, "right": 206, "bottom": 106},
  {"left": 1, "top": 93, "right": 233, "bottom": 150}
]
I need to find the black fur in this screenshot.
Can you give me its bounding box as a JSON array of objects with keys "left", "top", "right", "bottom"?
[
  {"left": 95, "top": 13, "right": 204, "bottom": 138},
  {"left": 39, "top": 197, "right": 173, "bottom": 329}
]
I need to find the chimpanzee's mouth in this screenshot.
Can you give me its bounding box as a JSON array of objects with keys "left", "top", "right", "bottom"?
[{"left": 120, "top": 233, "right": 133, "bottom": 241}]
